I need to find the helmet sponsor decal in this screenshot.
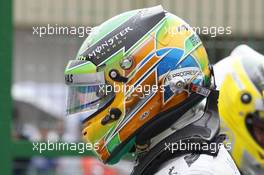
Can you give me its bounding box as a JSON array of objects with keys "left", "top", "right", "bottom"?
[{"left": 79, "top": 6, "right": 165, "bottom": 66}]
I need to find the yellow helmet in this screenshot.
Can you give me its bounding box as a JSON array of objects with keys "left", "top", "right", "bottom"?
[{"left": 218, "top": 45, "right": 264, "bottom": 174}]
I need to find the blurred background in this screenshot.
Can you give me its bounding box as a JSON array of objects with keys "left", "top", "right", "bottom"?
[{"left": 1, "top": 0, "right": 263, "bottom": 174}]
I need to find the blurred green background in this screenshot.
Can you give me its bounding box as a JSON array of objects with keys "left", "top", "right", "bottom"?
[{"left": 0, "top": 0, "right": 263, "bottom": 174}]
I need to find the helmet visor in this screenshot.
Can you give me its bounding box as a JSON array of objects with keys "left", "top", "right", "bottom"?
[
  {"left": 241, "top": 54, "right": 264, "bottom": 95},
  {"left": 66, "top": 72, "right": 115, "bottom": 118},
  {"left": 251, "top": 64, "right": 264, "bottom": 101},
  {"left": 248, "top": 113, "right": 264, "bottom": 148}
]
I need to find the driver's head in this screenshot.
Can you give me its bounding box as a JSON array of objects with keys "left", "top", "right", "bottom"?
[
  {"left": 65, "top": 6, "right": 213, "bottom": 164},
  {"left": 218, "top": 45, "right": 264, "bottom": 173}
]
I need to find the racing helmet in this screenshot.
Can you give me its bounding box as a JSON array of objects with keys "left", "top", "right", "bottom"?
[
  {"left": 65, "top": 6, "right": 214, "bottom": 164},
  {"left": 218, "top": 45, "right": 264, "bottom": 174}
]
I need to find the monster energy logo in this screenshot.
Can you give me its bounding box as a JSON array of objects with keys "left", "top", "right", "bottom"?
[
  {"left": 80, "top": 6, "right": 165, "bottom": 66},
  {"left": 86, "top": 27, "right": 134, "bottom": 60}
]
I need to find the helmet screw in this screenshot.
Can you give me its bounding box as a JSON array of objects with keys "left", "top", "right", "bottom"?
[
  {"left": 241, "top": 93, "right": 252, "bottom": 104},
  {"left": 169, "top": 76, "right": 186, "bottom": 93},
  {"left": 101, "top": 108, "right": 122, "bottom": 125},
  {"left": 176, "top": 81, "right": 184, "bottom": 88},
  {"left": 110, "top": 70, "right": 117, "bottom": 78},
  {"left": 109, "top": 69, "right": 128, "bottom": 82},
  {"left": 120, "top": 57, "right": 133, "bottom": 70}
]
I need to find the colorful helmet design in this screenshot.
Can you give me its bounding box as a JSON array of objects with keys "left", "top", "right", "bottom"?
[
  {"left": 218, "top": 45, "right": 264, "bottom": 174},
  {"left": 65, "top": 6, "right": 213, "bottom": 164}
]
